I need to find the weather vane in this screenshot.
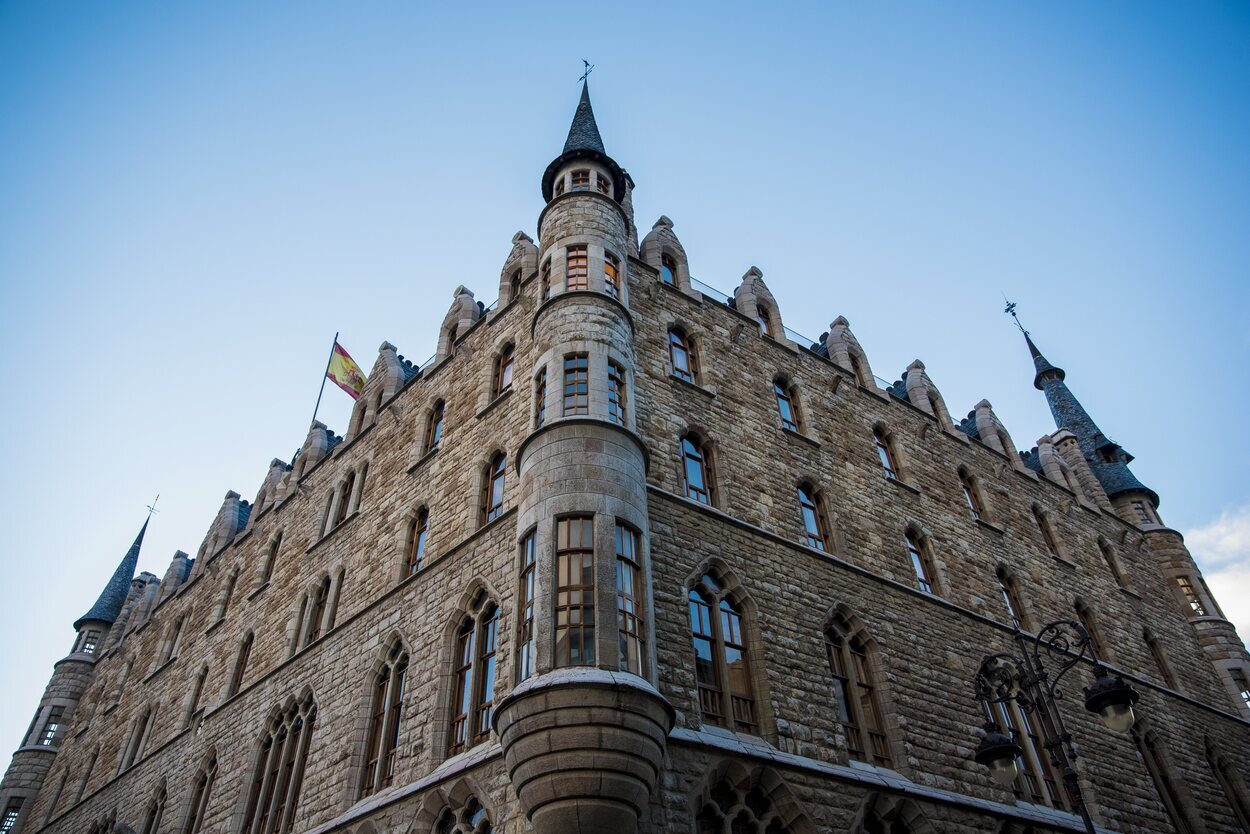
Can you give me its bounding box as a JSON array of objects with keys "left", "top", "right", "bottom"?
[
  {"left": 146, "top": 494, "right": 161, "bottom": 520},
  {"left": 1003, "top": 296, "right": 1028, "bottom": 336},
  {"left": 579, "top": 59, "right": 595, "bottom": 84}
]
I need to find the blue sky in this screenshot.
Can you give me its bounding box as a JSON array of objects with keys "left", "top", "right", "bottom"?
[{"left": 1, "top": 1, "right": 1248, "bottom": 752}]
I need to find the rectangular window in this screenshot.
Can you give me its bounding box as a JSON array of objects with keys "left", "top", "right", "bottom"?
[
  {"left": 555, "top": 517, "right": 595, "bottom": 667},
  {"left": 518, "top": 533, "right": 537, "bottom": 681},
  {"left": 563, "top": 353, "right": 589, "bottom": 415},
  {"left": 534, "top": 370, "right": 546, "bottom": 428},
  {"left": 1, "top": 800, "right": 23, "bottom": 834},
  {"left": 473, "top": 611, "right": 497, "bottom": 741},
  {"left": 1132, "top": 501, "right": 1151, "bottom": 524},
  {"left": 81, "top": 629, "right": 100, "bottom": 654},
  {"left": 604, "top": 252, "right": 620, "bottom": 299},
  {"left": 1176, "top": 576, "right": 1207, "bottom": 616},
  {"left": 566, "top": 245, "right": 589, "bottom": 291},
  {"left": 571, "top": 169, "right": 591, "bottom": 191},
  {"left": 615, "top": 525, "right": 645, "bottom": 675},
  {"left": 720, "top": 603, "right": 757, "bottom": 733},
  {"left": 448, "top": 623, "right": 474, "bottom": 755},
  {"left": 39, "top": 706, "right": 64, "bottom": 746},
  {"left": 689, "top": 593, "right": 723, "bottom": 725},
  {"left": 596, "top": 173, "right": 611, "bottom": 195},
  {"left": 608, "top": 362, "right": 626, "bottom": 425}
]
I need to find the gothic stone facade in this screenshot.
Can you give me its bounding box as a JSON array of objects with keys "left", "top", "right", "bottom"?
[{"left": 3, "top": 84, "right": 1250, "bottom": 834}]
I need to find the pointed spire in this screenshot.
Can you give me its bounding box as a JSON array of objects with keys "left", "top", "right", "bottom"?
[
  {"left": 563, "top": 81, "right": 607, "bottom": 156},
  {"left": 1024, "top": 331, "right": 1065, "bottom": 390},
  {"left": 74, "top": 518, "right": 148, "bottom": 631}
]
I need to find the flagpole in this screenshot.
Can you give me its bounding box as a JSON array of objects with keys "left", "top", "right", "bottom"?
[{"left": 310, "top": 331, "right": 339, "bottom": 428}]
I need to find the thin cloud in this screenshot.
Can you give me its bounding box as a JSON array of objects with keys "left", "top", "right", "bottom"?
[{"left": 1185, "top": 502, "right": 1250, "bottom": 642}]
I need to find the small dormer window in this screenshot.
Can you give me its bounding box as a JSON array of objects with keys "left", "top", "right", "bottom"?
[
  {"left": 596, "top": 173, "right": 611, "bottom": 195},
  {"left": 571, "top": 169, "right": 591, "bottom": 191},
  {"left": 660, "top": 254, "right": 677, "bottom": 286}
]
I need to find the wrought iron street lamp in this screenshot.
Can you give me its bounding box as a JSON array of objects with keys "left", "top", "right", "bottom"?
[{"left": 972, "top": 620, "right": 1140, "bottom": 834}]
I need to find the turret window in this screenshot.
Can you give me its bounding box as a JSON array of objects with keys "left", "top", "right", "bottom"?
[
  {"left": 555, "top": 517, "right": 595, "bottom": 667},
  {"left": 615, "top": 523, "right": 645, "bottom": 675},
  {"left": 688, "top": 572, "right": 757, "bottom": 733},
  {"left": 604, "top": 252, "right": 620, "bottom": 299},
  {"left": 481, "top": 453, "right": 507, "bottom": 524},
  {"left": 1132, "top": 500, "right": 1153, "bottom": 524},
  {"left": 2, "top": 800, "right": 23, "bottom": 834},
  {"left": 517, "top": 532, "right": 537, "bottom": 681},
  {"left": 555, "top": 179, "right": 565, "bottom": 197},
  {"left": 541, "top": 259, "right": 552, "bottom": 301},
  {"left": 1231, "top": 668, "right": 1250, "bottom": 711},
  {"left": 80, "top": 629, "right": 101, "bottom": 655},
  {"left": 905, "top": 531, "right": 936, "bottom": 594},
  {"left": 38, "top": 706, "right": 64, "bottom": 746},
  {"left": 562, "top": 353, "right": 589, "bottom": 415},
  {"left": 608, "top": 362, "right": 627, "bottom": 425},
  {"left": 668, "top": 328, "right": 699, "bottom": 383},
  {"left": 825, "top": 616, "right": 892, "bottom": 767},
  {"left": 566, "top": 245, "right": 589, "bottom": 290},
  {"left": 797, "top": 485, "right": 828, "bottom": 550},
  {"left": 774, "top": 380, "right": 800, "bottom": 432},
  {"left": 406, "top": 509, "right": 429, "bottom": 575},
  {"left": 534, "top": 369, "right": 546, "bottom": 428},
  {"left": 571, "top": 169, "right": 591, "bottom": 191},
  {"left": 681, "top": 435, "right": 716, "bottom": 505},
  {"left": 660, "top": 254, "right": 677, "bottom": 286},
  {"left": 1176, "top": 576, "right": 1207, "bottom": 616},
  {"left": 360, "top": 644, "right": 408, "bottom": 797},
  {"left": 596, "top": 172, "right": 611, "bottom": 195}
]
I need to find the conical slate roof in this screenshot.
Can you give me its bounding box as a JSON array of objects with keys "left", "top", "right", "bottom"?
[
  {"left": 1025, "top": 332, "right": 1064, "bottom": 390},
  {"left": 74, "top": 518, "right": 148, "bottom": 631},
  {"left": 563, "top": 81, "right": 607, "bottom": 155}
]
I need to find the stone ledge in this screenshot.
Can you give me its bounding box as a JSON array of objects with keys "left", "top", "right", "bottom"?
[
  {"left": 669, "top": 373, "right": 715, "bottom": 399},
  {"left": 781, "top": 427, "right": 821, "bottom": 449},
  {"left": 975, "top": 518, "right": 1005, "bottom": 535},
  {"left": 408, "top": 446, "right": 439, "bottom": 474},
  {"left": 475, "top": 387, "right": 514, "bottom": 420},
  {"left": 886, "top": 476, "right": 921, "bottom": 496},
  {"left": 306, "top": 510, "right": 364, "bottom": 555}
]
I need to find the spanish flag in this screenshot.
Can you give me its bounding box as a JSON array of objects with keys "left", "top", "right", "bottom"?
[{"left": 327, "top": 341, "right": 367, "bottom": 400}]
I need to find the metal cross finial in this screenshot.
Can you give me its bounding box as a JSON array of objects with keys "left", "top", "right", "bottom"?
[
  {"left": 1003, "top": 296, "right": 1028, "bottom": 336},
  {"left": 579, "top": 60, "right": 595, "bottom": 84},
  {"left": 146, "top": 494, "right": 161, "bottom": 520}
]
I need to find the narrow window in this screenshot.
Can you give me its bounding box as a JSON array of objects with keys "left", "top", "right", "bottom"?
[
  {"left": 993, "top": 700, "right": 1066, "bottom": 807},
  {"left": 1132, "top": 500, "right": 1152, "bottom": 524},
  {"left": 688, "top": 574, "right": 757, "bottom": 734},
  {"left": 360, "top": 646, "right": 408, "bottom": 798},
  {"left": 596, "top": 172, "right": 611, "bottom": 195},
  {"left": 424, "top": 401, "right": 445, "bottom": 455},
  {"left": 38, "top": 706, "right": 64, "bottom": 746},
  {"left": 566, "top": 245, "right": 589, "bottom": 290},
  {"left": 608, "top": 362, "right": 626, "bottom": 425},
  {"left": 76, "top": 748, "right": 99, "bottom": 803},
  {"left": 571, "top": 169, "right": 590, "bottom": 191},
  {"left": 689, "top": 587, "right": 722, "bottom": 726},
  {"left": 960, "top": 471, "right": 983, "bottom": 520},
  {"left": 905, "top": 531, "right": 936, "bottom": 594},
  {"left": 473, "top": 606, "right": 498, "bottom": 743},
  {"left": 447, "top": 601, "right": 497, "bottom": 757},
  {"left": 1034, "top": 508, "right": 1062, "bottom": 559},
  {"left": 825, "top": 619, "right": 892, "bottom": 767},
  {"left": 494, "top": 344, "right": 514, "bottom": 396},
  {"left": 183, "top": 756, "right": 216, "bottom": 834},
  {"left": 509, "top": 269, "right": 522, "bottom": 301},
  {"left": 541, "top": 259, "right": 552, "bottom": 301},
  {"left": 873, "top": 428, "right": 898, "bottom": 480},
  {"left": 406, "top": 509, "right": 429, "bottom": 575},
  {"left": 1175, "top": 576, "right": 1207, "bottom": 616},
  {"left": 262, "top": 532, "right": 282, "bottom": 584},
  {"left": 481, "top": 453, "right": 506, "bottom": 524},
  {"left": 1209, "top": 748, "right": 1250, "bottom": 830},
  {"left": 1144, "top": 631, "right": 1176, "bottom": 688},
  {"left": 555, "top": 178, "right": 565, "bottom": 197},
  {"left": 240, "top": 699, "right": 315, "bottom": 834},
  {"left": 448, "top": 618, "right": 475, "bottom": 756},
  {"left": 517, "top": 533, "right": 537, "bottom": 682},
  {"left": 534, "top": 369, "right": 547, "bottom": 428},
  {"left": 668, "top": 328, "right": 698, "bottom": 383},
  {"left": 1099, "top": 540, "right": 1127, "bottom": 588},
  {"left": 230, "top": 633, "right": 253, "bottom": 696},
  {"left": 660, "top": 253, "right": 677, "bottom": 286},
  {"left": 307, "top": 577, "right": 331, "bottom": 645},
  {"left": 615, "top": 524, "right": 645, "bottom": 675},
  {"left": 1230, "top": 668, "right": 1250, "bottom": 712},
  {"left": 1135, "top": 730, "right": 1195, "bottom": 834},
  {"left": 333, "top": 471, "right": 356, "bottom": 527},
  {"left": 1075, "top": 601, "right": 1107, "bottom": 659},
  {"left": 757, "top": 308, "right": 773, "bottom": 338},
  {"left": 164, "top": 616, "right": 187, "bottom": 663},
  {"left": 798, "top": 485, "right": 828, "bottom": 551},
  {"left": 774, "top": 380, "right": 800, "bottom": 432},
  {"left": 80, "top": 629, "right": 101, "bottom": 655},
  {"left": 562, "top": 353, "right": 589, "bottom": 415},
  {"left": 185, "top": 666, "right": 208, "bottom": 728},
  {"left": 604, "top": 252, "right": 620, "bottom": 299},
  {"left": 997, "top": 569, "right": 1026, "bottom": 629},
  {"left": 680, "top": 435, "right": 715, "bottom": 505},
  {"left": 555, "top": 517, "right": 595, "bottom": 667},
  {"left": 141, "top": 788, "right": 166, "bottom": 834},
  {"left": 1, "top": 800, "right": 22, "bottom": 834}
]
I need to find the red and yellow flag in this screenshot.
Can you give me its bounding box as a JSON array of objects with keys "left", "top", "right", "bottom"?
[{"left": 327, "top": 342, "right": 367, "bottom": 400}]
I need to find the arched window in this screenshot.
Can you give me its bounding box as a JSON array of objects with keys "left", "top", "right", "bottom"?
[
  {"left": 306, "top": 576, "right": 331, "bottom": 645},
  {"left": 562, "top": 353, "right": 589, "bottom": 415},
  {"left": 774, "top": 380, "right": 801, "bottom": 432},
  {"left": 694, "top": 778, "right": 796, "bottom": 833},
  {"left": 360, "top": 644, "right": 408, "bottom": 798},
  {"left": 185, "top": 665, "right": 208, "bottom": 729},
  {"left": 1134, "top": 727, "right": 1196, "bottom": 834},
  {"left": 873, "top": 428, "right": 898, "bottom": 480},
  {"left": 797, "top": 485, "right": 828, "bottom": 551},
  {"left": 660, "top": 253, "right": 677, "bottom": 286},
  {"left": 615, "top": 523, "right": 646, "bottom": 675},
  {"left": 681, "top": 434, "right": 716, "bottom": 505},
  {"left": 668, "top": 328, "right": 699, "bottom": 383},
  {"left": 448, "top": 600, "right": 499, "bottom": 756},
  {"left": 555, "top": 516, "right": 595, "bottom": 667},
  {"left": 230, "top": 633, "right": 254, "bottom": 696},
  {"left": 534, "top": 368, "right": 547, "bottom": 428},
  {"left": 566, "top": 244, "right": 589, "bottom": 291},
  {"left": 1033, "top": 508, "right": 1063, "bottom": 560},
  {"left": 424, "top": 401, "right": 445, "bottom": 455},
  {"left": 988, "top": 697, "right": 1066, "bottom": 808},
  {"left": 141, "top": 785, "right": 166, "bottom": 834},
  {"left": 1098, "top": 539, "right": 1127, "bottom": 589},
  {"left": 1074, "top": 600, "right": 1108, "bottom": 660},
  {"left": 688, "top": 572, "right": 757, "bottom": 733},
  {"left": 608, "top": 361, "right": 627, "bottom": 425},
  {"left": 825, "top": 616, "right": 892, "bottom": 767},
  {"left": 261, "top": 532, "right": 282, "bottom": 585},
  {"left": 119, "top": 705, "right": 157, "bottom": 771},
  {"left": 905, "top": 531, "right": 937, "bottom": 595},
  {"left": 959, "top": 469, "right": 984, "bottom": 521},
  {"left": 162, "top": 616, "right": 187, "bottom": 664},
  {"left": 405, "top": 509, "right": 429, "bottom": 575},
  {"left": 481, "top": 453, "right": 506, "bottom": 524},
  {"left": 996, "top": 569, "right": 1028, "bottom": 630},
  {"left": 604, "top": 252, "right": 620, "bottom": 299},
  {"left": 183, "top": 754, "right": 216, "bottom": 834},
  {"left": 434, "top": 798, "right": 493, "bottom": 834},
  {"left": 1143, "top": 630, "right": 1176, "bottom": 689},
  {"left": 493, "top": 344, "right": 514, "bottom": 396},
  {"left": 241, "top": 697, "right": 316, "bottom": 834},
  {"left": 332, "top": 471, "right": 356, "bottom": 528},
  {"left": 1208, "top": 745, "right": 1250, "bottom": 830},
  {"left": 517, "top": 532, "right": 537, "bottom": 681},
  {"left": 216, "top": 570, "right": 239, "bottom": 622},
  {"left": 509, "top": 269, "right": 522, "bottom": 301},
  {"left": 757, "top": 308, "right": 773, "bottom": 338}
]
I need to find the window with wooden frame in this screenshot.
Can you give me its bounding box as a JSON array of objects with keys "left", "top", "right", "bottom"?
[
  {"left": 990, "top": 699, "right": 1066, "bottom": 808},
  {"left": 688, "top": 572, "right": 757, "bottom": 733},
  {"left": 562, "top": 353, "right": 589, "bottom": 415},
  {"left": 660, "top": 253, "right": 677, "bottom": 286},
  {"left": 509, "top": 269, "right": 522, "bottom": 301},
  {"left": 183, "top": 755, "right": 216, "bottom": 834},
  {"left": 905, "top": 531, "right": 936, "bottom": 594},
  {"left": 571, "top": 169, "right": 591, "bottom": 191},
  {"left": 604, "top": 252, "right": 620, "bottom": 299},
  {"left": 1175, "top": 576, "right": 1207, "bottom": 617},
  {"left": 825, "top": 616, "right": 892, "bottom": 767},
  {"left": 360, "top": 644, "right": 407, "bottom": 798},
  {"left": 668, "top": 328, "right": 698, "bottom": 383},
  {"left": 797, "top": 484, "right": 828, "bottom": 551},
  {"left": 534, "top": 369, "right": 546, "bottom": 428},
  {"left": 681, "top": 435, "right": 715, "bottom": 505},
  {"left": 615, "top": 523, "right": 645, "bottom": 676},
  {"left": 555, "top": 517, "right": 595, "bottom": 667},
  {"left": 757, "top": 308, "right": 773, "bottom": 338},
  {"left": 332, "top": 472, "right": 355, "bottom": 528},
  {"left": 481, "top": 453, "right": 506, "bottom": 524},
  {"left": 423, "top": 402, "right": 444, "bottom": 456},
  {"left": 517, "top": 532, "right": 537, "bottom": 682},
  {"left": 1134, "top": 728, "right": 1196, "bottom": 834},
  {"left": 566, "top": 245, "right": 589, "bottom": 290},
  {"left": 406, "top": 509, "right": 429, "bottom": 575},
  {"left": 596, "top": 172, "right": 611, "bottom": 195},
  {"left": 447, "top": 600, "right": 498, "bottom": 757},
  {"left": 873, "top": 428, "right": 898, "bottom": 480},
  {"left": 1143, "top": 630, "right": 1176, "bottom": 689},
  {"left": 608, "top": 362, "right": 626, "bottom": 425},
  {"left": 229, "top": 633, "right": 253, "bottom": 696},
  {"left": 773, "top": 379, "right": 801, "bottom": 432},
  {"left": 996, "top": 568, "right": 1027, "bottom": 629},
  {"left": 541, "top": 259, "right": 552, "bottom": 301},
  {"left": 240, "top": 697, "right": 316, "bottom": 834},
  {"left": 493, "top": 344, "right": 514, "bottom": 396},
  {"left": 959, "top": 469, "right": 984, "bottom": 520}
]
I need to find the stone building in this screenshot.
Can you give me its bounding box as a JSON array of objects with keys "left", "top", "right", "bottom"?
[{"left": 3, "top": 82, "right": 1250, "bottom": 834}]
